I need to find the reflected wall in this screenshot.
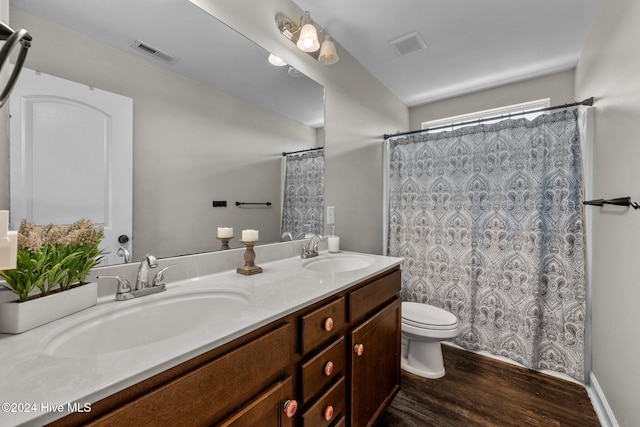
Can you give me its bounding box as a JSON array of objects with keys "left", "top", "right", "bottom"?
[{"left": 7, "top": 8, "right": 321, "bottom": 260}]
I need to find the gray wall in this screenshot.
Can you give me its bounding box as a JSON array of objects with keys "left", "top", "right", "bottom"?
[
  {"left": 410, "top": 70, "right": 575, "bottom": 129},
  {"left": 8, "top": 9, "right": 319, "bottom": 259},
  {"left": 575, "top": 0, "right": 640, "bottom": 424}
]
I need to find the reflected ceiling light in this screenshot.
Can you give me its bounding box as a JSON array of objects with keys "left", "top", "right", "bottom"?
[
  {"left": 268, "top": 53, "right": 287, "bottom": 66},
  {"left": 275, "top": 11, "right": 339, "bottom": 65}
]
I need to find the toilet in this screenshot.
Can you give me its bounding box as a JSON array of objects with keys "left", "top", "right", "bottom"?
[{"left": 401, "top": 302, "right": 460, "bottom": 379}]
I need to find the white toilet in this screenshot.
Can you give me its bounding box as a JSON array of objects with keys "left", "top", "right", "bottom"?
[{"left": 401, "top": 302, "right": 460, "bottom": 379}]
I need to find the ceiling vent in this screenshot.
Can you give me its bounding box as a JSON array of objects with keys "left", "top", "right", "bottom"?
[
  {"left": 132, "top": 40, "right": 178, "bottom": 64},
  {"left": 389, "top": 32, "right": 427, "bottom": 56}
]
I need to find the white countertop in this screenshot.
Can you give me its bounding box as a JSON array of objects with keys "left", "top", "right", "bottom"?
[{"left": 0, "top": 250, "right": 402, "bottom": 426}]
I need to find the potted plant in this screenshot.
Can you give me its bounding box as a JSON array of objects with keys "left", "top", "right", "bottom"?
[{"left": 0, "top": 219, "right": 103, "bottom": 334}]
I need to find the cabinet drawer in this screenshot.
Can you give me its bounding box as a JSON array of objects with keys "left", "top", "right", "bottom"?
[
  {"left": 219, "top": 376, "right": 295, "bottom": 427},
  {"left": 333, "top": 415, "right": 346, "bottom": 427},
  {"left": 300, "top": 336, "right": 346, "bottom": 404},
  {"left": 300, "top": 297, "right": 345, "bottom": 354},
  {"left": 349, "top": 269, "right": 400, "bottom": 323},
  {"left": 89, "top": 323, "right": 292, "bottom": 426},
  {"left": 301, "top": 376, "right": 346, "bottom": 427}
]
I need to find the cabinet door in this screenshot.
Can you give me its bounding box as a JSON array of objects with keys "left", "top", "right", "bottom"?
[
  {"left": 350, "top": 298, "right": 401, "bottom": 427},
  {"left": 219, "top": 376, "right": 296, "bottom": 427},
  {"left": 88, "top": 323, "right": 291, "bottom": 426}
]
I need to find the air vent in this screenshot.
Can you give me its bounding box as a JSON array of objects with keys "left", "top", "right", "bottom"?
[
  {"left": 390, "top": 32, "right": 427, "bottom": 56},
  {"left": 132, "top": 40, "right": 178, "bottom": 64}
]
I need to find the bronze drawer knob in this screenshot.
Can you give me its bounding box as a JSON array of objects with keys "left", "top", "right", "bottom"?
[
  {"left": 324, "top": 360, "right": 334, "bottom": 376},
  {"left": 283, "top": 399, "right": 298, "bottom": 418},
  {"left": 323, "top": 317, "right": 334, "bottom": 331},
  {"left": 354, "top": 343, "right": 364, "bottom": 356},
  {"left": 324, "top": 405, "right": 334, "bottom": 421}
]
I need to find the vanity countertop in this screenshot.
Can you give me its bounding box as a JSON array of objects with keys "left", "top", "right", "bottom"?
[{"left": 0, "top": 250, "right": 402, "bottom": 427}]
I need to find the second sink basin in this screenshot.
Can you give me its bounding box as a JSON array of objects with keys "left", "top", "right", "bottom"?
[
  {"left": 44, "top": 289, "right": 250, "bottom": 358},
  {"left": 303, "top": 253, "right": 375, "bottom": 273}
]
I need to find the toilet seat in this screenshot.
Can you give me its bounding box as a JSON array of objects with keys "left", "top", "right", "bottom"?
[{"left": 402, "top": 302, "right": 458, "bottom": 330}]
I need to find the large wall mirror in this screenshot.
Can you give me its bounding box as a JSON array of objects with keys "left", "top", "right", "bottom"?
[{"left": 5, "top": 0, "right": 325, "bottom": 266}]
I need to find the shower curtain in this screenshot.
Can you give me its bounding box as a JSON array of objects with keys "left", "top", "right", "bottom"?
[
  {"left": 281, "top": 150, "right": 324, "bottom": 240},
  {"left": 387, "top": 108, "right": 586, "bottom": 380}
]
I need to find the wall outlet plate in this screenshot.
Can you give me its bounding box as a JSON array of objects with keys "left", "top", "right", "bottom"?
[{"left": 327, "top": 206, "right": 335, "bottom": 224}]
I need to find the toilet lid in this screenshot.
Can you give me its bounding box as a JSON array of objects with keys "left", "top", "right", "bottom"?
[{"left": 402, "top": 302, "right": 458, "bottom": 329}]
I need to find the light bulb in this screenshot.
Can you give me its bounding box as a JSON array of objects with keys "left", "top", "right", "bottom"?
[{"left": 297, "top": 22, "right": 320, "bottom": 52}]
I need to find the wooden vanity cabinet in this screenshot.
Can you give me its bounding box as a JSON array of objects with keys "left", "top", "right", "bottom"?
[
  {"left": 348, "top": 269, "right": 402, "bottom": 427},
  {"left": 50, "top": 266, "right": 401, "bottom": 427},
  {"left": 350, "top": 298, "right": 401, "bottom": 427},
  {"left": 219, "top": 376, "right": 295, "bottom": 427},
  {"left": 83, "top": 323, "right": 294, "bottom": 427}
]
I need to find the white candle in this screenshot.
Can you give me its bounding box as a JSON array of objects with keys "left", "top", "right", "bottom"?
[
  {"left": 0, "top": 210, "right": 8, "bottom": 240},
  {"left": 217, "top": 227, "right": 233, "bottom": 238},
  {"left": 242, "top": 229, "right": 259, "bottom": 242}
]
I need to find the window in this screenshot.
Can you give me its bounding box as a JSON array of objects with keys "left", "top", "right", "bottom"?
[{"left": 421, "top": 98, "right": 550, "bottom": 133}]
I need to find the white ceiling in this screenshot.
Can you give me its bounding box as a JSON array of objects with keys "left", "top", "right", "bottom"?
[
  {"left": 11, "top": 0, "right": 600, "bottom": 120},
  {"left": 9, "top": 0, "right": 326, "bottom": 128},
  {"left": 293, "top": 0, "right": 599, "bottom": 106}
]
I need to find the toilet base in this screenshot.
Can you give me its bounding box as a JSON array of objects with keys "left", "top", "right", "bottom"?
[{"left": 401, "top": 338, "right": 446, "bottom": 379}]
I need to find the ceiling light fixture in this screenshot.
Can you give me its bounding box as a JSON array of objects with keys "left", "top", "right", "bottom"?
[
  {"left": 318, "top": 35, "right": 339, "bottom": 65},
  {"left": 275, "top": 11, "right": 339, "bottom": 65}
]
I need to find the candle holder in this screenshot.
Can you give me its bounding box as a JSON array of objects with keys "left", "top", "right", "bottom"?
[
  {"left": 217, "top": 236, "right": 233, "bottom": 251},
  {"left": 236, "top": 241, "right": 263, "bottom": 275}
]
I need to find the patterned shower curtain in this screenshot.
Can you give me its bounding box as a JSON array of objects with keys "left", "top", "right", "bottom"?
[
  {"left": 388, "top": 109, "right": 586, "bottom": 380},
  {"left": 282, "top": 150, "right": 324, "bottom": 240}
]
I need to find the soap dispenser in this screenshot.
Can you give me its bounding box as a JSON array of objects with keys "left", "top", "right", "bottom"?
[{"left": 327, "top": 226, "right": 340, "bottom": 253}]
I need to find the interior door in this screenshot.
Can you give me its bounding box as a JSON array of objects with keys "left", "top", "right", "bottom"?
[{"left": 9, "top": 68, "right": 133, "bottom": 265}]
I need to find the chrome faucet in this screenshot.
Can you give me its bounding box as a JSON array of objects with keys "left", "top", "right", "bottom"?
[
  {"left": 301, "top": 234, "right": 323, "bottom": 259},
  {"left": 136, "top": 254, "right": 158, "bottom": 290},
  {"left": 98, "top": 255, "right": 175, "bottom": 301}
]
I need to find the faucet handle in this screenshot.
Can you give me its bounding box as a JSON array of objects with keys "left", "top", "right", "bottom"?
[
  {"left": 98, "top": 275, "right": 133, "bottom": 301},
  {"left": 152, "top": 265, "right": 176, "bottom": 288},
  {"left": 312, "top": 235, "right": 324, "bottom": 251}
]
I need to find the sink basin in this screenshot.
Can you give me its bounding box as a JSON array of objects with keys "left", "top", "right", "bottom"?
[
  {"left": 303, "top": 253, "right": 375, "bottom": 273},
  {"left": 44, "top": 289, "right": 250, "bottom": 357}
]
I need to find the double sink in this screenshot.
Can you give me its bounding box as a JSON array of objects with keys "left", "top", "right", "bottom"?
[{"left": 42, "top": 253, "right": 375, "bottom": 358}]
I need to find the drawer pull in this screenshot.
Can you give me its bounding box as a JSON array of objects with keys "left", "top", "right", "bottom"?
[
  {"left": 323, "top": 317, "right": 334, "bottom": 332},
  {"left": 324, "top": 405, "right": 334, "bottom": 421},
  {"left": 283, "top": 399, "right": 298, "bottom": 418},
  {"left": 324, "top": 360, "right": 334, "bottom": 376},
  {"left": 354, "top": 343, "right": 364, "bottom": 356}
]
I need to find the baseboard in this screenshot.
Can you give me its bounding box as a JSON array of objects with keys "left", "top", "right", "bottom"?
[{"left": 587, "top": 372, "right": 619, "bottom": 427}]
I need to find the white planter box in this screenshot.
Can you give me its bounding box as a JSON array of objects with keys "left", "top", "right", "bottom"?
[{"left": 0, "top": 282, "right": 97, "bottom": 334}]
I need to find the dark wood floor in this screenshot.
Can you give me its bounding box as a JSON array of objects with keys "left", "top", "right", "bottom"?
[{"left": 379, "top": 345, "right": 600, "bottom": 427}]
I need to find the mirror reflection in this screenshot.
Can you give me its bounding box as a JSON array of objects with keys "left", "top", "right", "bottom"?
[{"left": 5, "top": 0, "right": 325, "bottom": 266}]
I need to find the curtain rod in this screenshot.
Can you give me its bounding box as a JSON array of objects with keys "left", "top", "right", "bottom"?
[
  {"left": 282, "top": 146, "right": 324, "bottom": 156},
  {"left": 383, "top": 97, "right": 594, "bottom": 140}
]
